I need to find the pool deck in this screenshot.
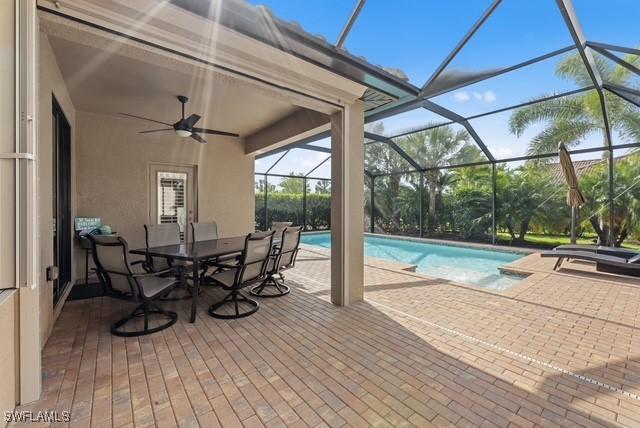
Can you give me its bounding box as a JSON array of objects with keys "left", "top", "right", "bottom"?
[{"left": 12, "top": 246, "right": 640, "bottom": 427}]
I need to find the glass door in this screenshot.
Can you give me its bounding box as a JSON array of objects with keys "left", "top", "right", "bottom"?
[
  {"left": 149, "top": 164, "right": 196, "bottom": 242},
  {"left": 52, "top": 97, "right": 72, "bottom": 305}
]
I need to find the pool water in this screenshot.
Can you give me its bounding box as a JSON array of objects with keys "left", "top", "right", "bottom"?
[{"left": 301, "top": 233, "right": 525, "bottom": 291}]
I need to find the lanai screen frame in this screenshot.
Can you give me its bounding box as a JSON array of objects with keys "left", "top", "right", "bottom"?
[{"left": 255, "top": 0, "right": 640, "bottom": 245}]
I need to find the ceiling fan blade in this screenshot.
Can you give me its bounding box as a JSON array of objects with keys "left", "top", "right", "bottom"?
[
  {"left": 192, "top": 127, "right": 240, "bottom": 137},
  {"left": 120, "top": 112, "right": 173, "bottom": 126},
  {"left": 184, "top": 113, "right": 201, "bottom": 128},
  {"left": 139, "top": 128, "right": 174, "bottom": 134},
  {"left": 190, "top": 132, "right": 207, "bottom": 144}
]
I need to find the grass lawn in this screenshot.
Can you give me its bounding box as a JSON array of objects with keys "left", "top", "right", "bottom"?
[{"left": 496, "top": 232, "right": 640, "bottom": 250}]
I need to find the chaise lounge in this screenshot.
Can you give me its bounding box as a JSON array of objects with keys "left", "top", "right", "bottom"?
[{"left": 541, "top": 246, "right": 640, "bottom": 277}]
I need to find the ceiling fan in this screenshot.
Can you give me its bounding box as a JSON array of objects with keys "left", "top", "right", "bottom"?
[{"left": 120, "top": 95, "right": 239, "bottom": 143}]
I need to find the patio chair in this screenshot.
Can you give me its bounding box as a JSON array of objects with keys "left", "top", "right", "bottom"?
[
  {"left": 144, "top": 223, "right": 192, "bottom": 299},
  {"left": 250, "top": 226, "right": 302, "bottom": 298},
  {"left": 541, "top": 247, "right": 640, "bottom": 277},
  {"left": 270, "top": 221, "right": 292, "bottom": 237},
  {"left": 144, "top": 223, "right": 183, "bottom": 272},
  {"left": 191, "top": 221, "right": 240, "bottom": 280},
  {"left": 88, "top": 235, "right": 178, "bottom": 336},
  {"left": 191, "top": 221, "right": 218, "bottom": 241},
  {"left": 206, "top": 231, "right": 275, "bottom": 319}
]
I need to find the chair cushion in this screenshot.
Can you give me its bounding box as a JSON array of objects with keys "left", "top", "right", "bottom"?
[
  {"left": 210, "top": 268, "right": 239, "bottom": 288},
  {"left": 139, "top": 275, "right": 178, "bottom": 298}
]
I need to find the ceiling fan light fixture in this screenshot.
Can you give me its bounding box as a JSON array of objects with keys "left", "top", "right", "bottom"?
[{"left": 175, "top": 129, "right": 191, "bottom": 138}]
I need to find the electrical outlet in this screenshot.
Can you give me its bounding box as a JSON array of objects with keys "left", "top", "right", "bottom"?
[{"left": 46, "top": 266, "right": 59, "bottom": 282}]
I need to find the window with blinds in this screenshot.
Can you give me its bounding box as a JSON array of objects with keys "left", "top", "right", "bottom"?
[{"left": 157, "top": 171, "right": 187, "bottom": 241}]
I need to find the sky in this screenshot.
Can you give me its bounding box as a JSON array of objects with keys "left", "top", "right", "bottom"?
[{"left": 251, "top": 0, "right": 640, "bottom": 180}]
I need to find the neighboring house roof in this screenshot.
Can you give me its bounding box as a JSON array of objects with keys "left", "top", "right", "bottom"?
[{"left": 544, "top": 154, "right": 630, "bottom": 185}]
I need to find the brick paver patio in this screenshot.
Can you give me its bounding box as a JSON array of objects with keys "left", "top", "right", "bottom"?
[{"left": 11, "top": 244, "right": 640, "bottom": 427}]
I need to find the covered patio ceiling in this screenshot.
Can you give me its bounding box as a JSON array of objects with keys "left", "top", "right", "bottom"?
[{"left": 47, "top": 36, "right": 301, "bottom": 138}]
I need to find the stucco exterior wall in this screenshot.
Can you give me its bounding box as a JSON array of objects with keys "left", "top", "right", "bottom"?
[
  {"left": 75, "top": 111, "right": 255, "bottom": 277},
  {"left": 38, "top": 32, "right": 77, "bottom": 345}
]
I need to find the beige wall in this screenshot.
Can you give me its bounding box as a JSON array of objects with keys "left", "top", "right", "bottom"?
[
  {"left": 75, "top": 111, "right": 255, "bottom": 276},
  {"left": 0, "top": 291, "right": 17, "bottom": 423},
  {"left": 38, "top": 32, "right": 76, "bottom": 344}
]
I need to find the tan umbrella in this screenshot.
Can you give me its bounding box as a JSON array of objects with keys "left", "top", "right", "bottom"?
[{"left": 558, "top": 143, "right": 586, "bottom": 244}]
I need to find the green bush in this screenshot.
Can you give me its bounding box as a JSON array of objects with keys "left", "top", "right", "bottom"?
[{"left": 255, "top": 192, "right": 330, "bottom": 231}]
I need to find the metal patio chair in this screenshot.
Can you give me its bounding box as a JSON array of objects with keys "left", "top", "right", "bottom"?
[
  {"left": 206, "top": 231, "right": 275, "bottom": 319},
  {"left": 250, "top": 226, "right": 302, "bottom": 298},
  {"left": 144, "top": 223, "right": 192, "bottom": 299},
  {"left": 89, "top": 235, "right": 178, "bottom": 337}
]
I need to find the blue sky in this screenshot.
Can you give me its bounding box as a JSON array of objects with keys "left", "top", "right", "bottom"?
[{"left": 251, "top": 0, "right": 639, "bottom": 177}]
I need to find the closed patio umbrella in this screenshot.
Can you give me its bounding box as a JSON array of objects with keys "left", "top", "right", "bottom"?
[{"left": 558, "top": 143, "right": 586, "bottom": 244}]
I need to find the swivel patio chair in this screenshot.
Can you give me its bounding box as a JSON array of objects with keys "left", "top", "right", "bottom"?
[
  {"left": 270, "top": 221, "right": 292, "bottom": 236},
  {"left": 191, "top": 221, "right": 240, "bottom": 280},
  {"left": 206, "top": 231, "right": 275, "bottom": 319},
  {"left": 144, "top": 223, "right": 192, "bottom": 299},
  {"left": 191, "top": 221, "right": 218, "bottom": 241},
  {"left": 250, "top": 226, "right": 302, "bottom": 298},
  {"left": 144, "top": 223, "right": 183, "bottom": 272},
  {"left": 89, "top": 235, "right": 178, "bottom": 337}
]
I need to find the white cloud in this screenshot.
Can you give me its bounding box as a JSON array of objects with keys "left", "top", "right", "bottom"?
[
  {"left": 484, "top": 90, "right": 496, "bottom": 103},
  {"left": 454, "top": 91, "right": 470, "bottom": 102},
  {"left": 472, "top": 90, "right": 497, "bottom": 103},
  {"left": 489, "top": 146, "right": 513, "bottom": 157}
]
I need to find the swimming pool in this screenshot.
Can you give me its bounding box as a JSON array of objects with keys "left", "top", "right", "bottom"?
[{"left": 301, "top": 233, "right": 526, "bottom": 291}]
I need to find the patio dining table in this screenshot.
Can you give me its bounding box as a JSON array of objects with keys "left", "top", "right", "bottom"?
[{"left": 130, "top": 235, "right": 250, "bottom": 323}]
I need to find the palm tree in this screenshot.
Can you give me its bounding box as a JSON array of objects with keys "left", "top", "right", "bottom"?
[
  {"left": 396, "top": 126, "right": 482, "bottom": 232},
  {"left": 509, "top": 52, "right": 640, "bottom": 155},
  {"left": 508, "top": 51, "right": 640, "bottom": 245}
]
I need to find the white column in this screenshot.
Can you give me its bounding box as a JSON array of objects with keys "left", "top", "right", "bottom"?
[
  {"left": 18, "top": 0, "right": 41, "bottom": 403},
  {"left": 330, "top": 100, "right": 364, "bottom": 305}
]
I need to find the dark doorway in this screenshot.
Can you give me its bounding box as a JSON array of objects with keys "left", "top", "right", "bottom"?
[{"left": 52, "top": 96, "right": 72, "bottom": 305}]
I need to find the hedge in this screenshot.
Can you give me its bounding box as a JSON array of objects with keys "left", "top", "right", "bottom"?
[{"left": 255, "top": 192, "right": 331, "bottom": 231}]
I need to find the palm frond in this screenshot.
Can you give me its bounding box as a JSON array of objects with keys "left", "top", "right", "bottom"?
[
  {"left": 556, "top": 54, "right": 598, "bottom": 86},
  {"left": 509, "top": 95, "right": 587, "bottom": 136},
  {"left": 527, "top": 119, "right": 598, "bottom": 156}
]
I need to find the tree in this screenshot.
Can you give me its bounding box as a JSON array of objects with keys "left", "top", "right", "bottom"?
[
  {"left": 509, "top": 52, "right": 640, "bottom": 156},
  {"left": 315, "top": 180, "right": 330, "bottom": 194},
  {"left": 279, "top": 173, "right": 310, "bottom": 194},
  {"left": 255, "top": 178, "right": 275, "bottom": 193},
  {"left": 395, "top": 126, "right": 480, "bottom": 232},
  {"left": 507, "top": 51, "right": 640, "bottom": 245},
  {"left": 495, "top": 164, "right": 558, "bottom": 243}
]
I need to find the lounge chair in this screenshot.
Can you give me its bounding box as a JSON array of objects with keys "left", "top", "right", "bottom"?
[
  {"left": 553, "top": 244, "right": 638, "bottom": 258},
  {"left": 541, "top": 247, "right": 640, "bottom": 277}
]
